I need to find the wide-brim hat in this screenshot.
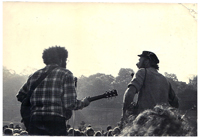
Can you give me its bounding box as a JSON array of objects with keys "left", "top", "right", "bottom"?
[{"left": 138, "top": 51, "right": 159, "bottom": 64}]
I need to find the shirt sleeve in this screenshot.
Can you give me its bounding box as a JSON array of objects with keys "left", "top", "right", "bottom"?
[
  {"left": 128, "top": 68, "right": 146, "bottom": 92},
  {"left": 62, "top": 73, "right": 84, "bottom": 110},
  {"left": 16, "top": 77, "right": 31, "bottom": 102}
]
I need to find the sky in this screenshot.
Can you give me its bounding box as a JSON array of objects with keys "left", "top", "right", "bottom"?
[{"left": 2, "top": 1, "right": 198, "bottom": 83}]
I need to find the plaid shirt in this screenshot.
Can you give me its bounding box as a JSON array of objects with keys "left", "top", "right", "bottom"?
[{"left": 17, "top": 64, "right": 84, "bottom": 119}]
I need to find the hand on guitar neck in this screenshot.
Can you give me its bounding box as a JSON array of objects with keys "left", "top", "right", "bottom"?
[
  {"left": 67, "top": 89, "right": 118, "bottom": 120},
  {"left": 74, "top": 77, "right": 118, "bottom": 107}
]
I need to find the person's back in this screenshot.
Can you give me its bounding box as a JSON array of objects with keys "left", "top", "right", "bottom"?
[
  {"left": 30, "top": 66, "right": 74, "bottom": 118},
  {"left": 136, "top": 67, "right": 170, "bottom": 111},
  {"left": 16, "top": 46, "right": 90, "bottom": 136},
  {"left": 122, "top": 51, "right": 179, "bottom": 123}
]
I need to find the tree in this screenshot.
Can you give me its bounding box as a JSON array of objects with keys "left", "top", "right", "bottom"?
[
  {"left": 164, "top": 72, "right": 178, "bottom": 82},
  {"left": 188, "top": 75, "right": 197, "bottom": 90},
  {"left": 3, "top": 66, "right": 197, "bottom": 131},
  {"left": 3, "top": 67, "right": 28, "bottom": 123},
  {"left": 164, "top": 72, "right": 179, "bottom": 93},
  {"left": 176, "top": 81, "right": 187, "bottom": 94}
]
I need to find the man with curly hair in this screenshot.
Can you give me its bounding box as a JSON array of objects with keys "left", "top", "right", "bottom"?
[{"left": 16, "top": 46, "right": 90, "bottom": 136}]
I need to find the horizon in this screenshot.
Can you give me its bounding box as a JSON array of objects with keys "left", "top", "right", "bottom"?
[{"left": 3, "top": 64, "right": 197, "bottom": 83}]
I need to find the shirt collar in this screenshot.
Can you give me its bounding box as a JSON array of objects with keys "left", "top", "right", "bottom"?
[{"left": 44, "top": 64, "right": 59, "bottom": 72}]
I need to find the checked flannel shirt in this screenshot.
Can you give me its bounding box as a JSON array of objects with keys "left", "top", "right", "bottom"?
[{"left": 17, "top": 64, "right": 84, "bottom": 119}]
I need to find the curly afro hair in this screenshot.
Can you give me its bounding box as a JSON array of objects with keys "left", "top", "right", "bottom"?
[
  {"left": 120, "top": 104, "right": 194, "bottom": 136},
  {"left": 42, "top": 46, "right": 68, "bottom": 65}
]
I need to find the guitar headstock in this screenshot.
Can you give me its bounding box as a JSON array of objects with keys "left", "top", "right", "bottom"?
[{"left": 103, "top": 89, "right": 118, "bottom": 98}]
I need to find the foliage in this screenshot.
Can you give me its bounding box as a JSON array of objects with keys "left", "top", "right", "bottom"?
[
  {"left": 188, "top": 75, "right": 197, "bottom": 90},
  {"left": 164, "top": 72, "right": 197, "bottom": 111},
  {"left": 3, "top": 66, "right": 28, "bottom": 123},
  {"left": 3, "top": 67, "right": 197, "bottom": 129}
]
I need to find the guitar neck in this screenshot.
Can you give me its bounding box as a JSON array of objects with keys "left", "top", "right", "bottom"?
[
  {"left": 88, "top": 94, "right": 105, "bottom": 102},
  {"left": 87, "top": 89, "right": 118, "bottom": 102}
]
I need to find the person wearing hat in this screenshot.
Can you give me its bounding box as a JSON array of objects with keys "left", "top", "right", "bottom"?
[{"left": 121, "top": 51, "right": 179, "bottom": 124}]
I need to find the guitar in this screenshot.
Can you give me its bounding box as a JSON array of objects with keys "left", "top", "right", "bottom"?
[
  {"left": 88, "top": 89, "right": 118, "bottom": 102},
  {"left": 74, "top": 78, "right": 118, "bottom": 101},
  {"left": 21, "top": 76, "right": 117, "bottom": 131},
  {"left": 74, "top": 79, "right": 118, "bottom": 102},
  {"left": 65, "top": 89, "right": 118, "bottom": 120}
]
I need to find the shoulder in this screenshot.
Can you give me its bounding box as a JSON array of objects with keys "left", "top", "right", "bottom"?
[
  {"left": 135, "top": 68, "right": 146, "bottom": 76},
  {"left": 137, "top": 68, "right": 146, "bottom": 73},
  {"left": 131, "top": 68, "right": 146, "bottom": 81},
  {"left": 55, "top": 67, "right": 74, "bottom": 77},
  {"left": 28, "top": 68, "right": 43, "bottom": 79}
]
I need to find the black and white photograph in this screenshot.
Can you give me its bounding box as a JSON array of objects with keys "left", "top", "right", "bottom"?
[{"left": 2, "top": 0, "right": 198, "bottom": 136}]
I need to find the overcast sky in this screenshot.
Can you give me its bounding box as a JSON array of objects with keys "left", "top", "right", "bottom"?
[{"left": 2, "top": 1, "right": 198, "bottom": 83}]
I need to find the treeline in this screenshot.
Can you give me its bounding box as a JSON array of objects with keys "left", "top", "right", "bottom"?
[
  {"left": 3, "top": 66, "right": 197, "bottom": 129},
  {"left": 76, "top": 68, "right": 197, "bottom": 110},
  {"left": 76, "top": 68, "right": 134, "bottom": 109}
]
